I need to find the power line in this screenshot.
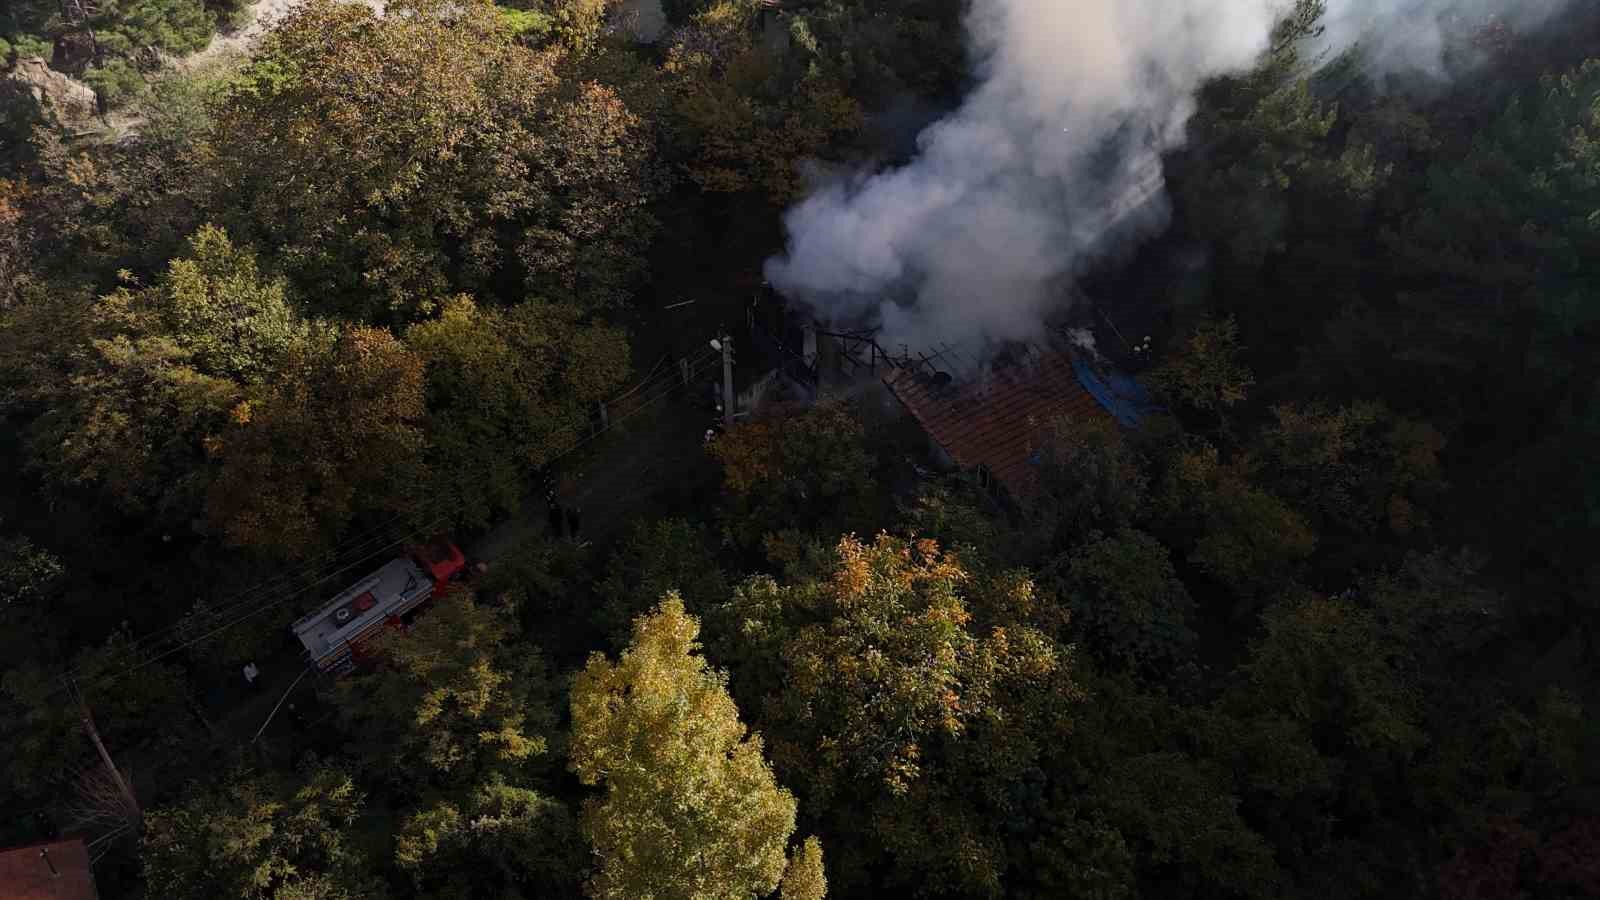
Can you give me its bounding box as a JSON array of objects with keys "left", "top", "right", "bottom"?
[
  {"left": 50, "top": 523, "right": 450, "bottom": 698},
  {"left": 48, "top": 345, "right": 727, "bottom": 697},
  {"left": 90, "top": 347, "right": 709, "bottom": 664}
]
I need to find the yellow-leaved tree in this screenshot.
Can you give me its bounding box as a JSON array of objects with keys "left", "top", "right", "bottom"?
[{"left": 570, "top": 593, "right": 824, "bottom": 900}]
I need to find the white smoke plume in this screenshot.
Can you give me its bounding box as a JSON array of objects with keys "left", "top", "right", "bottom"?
[
  {"left": 1317, "top": 0, "right": 1573, "bottom": 79},
  {"left": 764, "top": 0, "right": 1572, "bottom": 352}
]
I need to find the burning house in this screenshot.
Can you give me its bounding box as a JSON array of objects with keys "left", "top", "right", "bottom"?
[
  {"left": 879, "top": 332, "right": 1161, "bottom": 508},
  {"left": 749, "top": 282, "right": 1162, "bottom": 508}
]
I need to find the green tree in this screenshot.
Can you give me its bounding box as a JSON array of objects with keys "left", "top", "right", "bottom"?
[
  {"left": 0, "top": 525, "right": 62, "bottom": 607},
  {"left": 1150, "top": 440, "right": 1315, "bottom": 604},
  {"left": 708, "top": 400, "right": 881, "bottom": 554},
  {"left": 1248, "top": 401, "right": 1446, "bottom": 576},
  {"left": 570, "top": 594, "right": 807, "bottom": 900},
  {"left": 406, "top": 295, "right": 630, "bottom": 529},
  {"left": 334, "top": 591, "right": 555, "bottom": 792},
  {"left": 20, "top": 227, "right": 305, "bottom": 529},
  {"left": 1047, "top": 528, "right": 1195, "bottom": 677},
  {"left": 0, "top": 630, "right": 188, "bottom": 799},
  {"left": 593, "top": 517, "right": 729, "bottom": 648},
  {"left": 141, "top": 765, "right": 380, "bottom": 900},
  {"left": 661, "top": 0, "right": 864, "bottom": 205},
  {"left": 1032, "top": 414, "right": 1149, "bottom": 552},
  {"left": 204, "top": 325, "right": 425, "bottom": 557},
  {"left": 779, "top": 836, "right": 826, "bottom": 900},
  {"left": 395, "top": 777, "right": 585, "bottom": 900},
  {"left": 1387, "top": 59, "right": 1600, "bottom": 591},
  {"left": 209, "top": 0, "right": 659, "bottom": 321},
  {"left": 1204, "top": 590, "right": 1431, "bottom": 891},
  {"left": 1086, "top": 751, "right": 1281, "bottom": 899},
  {"left": 1147, "top": 315, "right": 1254, "bottom": 434},
  {"left": 731, "top": 534, "right": 1073, "bottom": 895}
]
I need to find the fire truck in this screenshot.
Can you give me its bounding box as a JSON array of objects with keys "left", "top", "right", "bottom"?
[{"left": 290, "top": 538, "right": 467, "bottom": 675}]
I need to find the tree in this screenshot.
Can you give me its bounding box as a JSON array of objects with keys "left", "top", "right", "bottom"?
[
  {"left": 3, "top": 123, "right": 209, "bottom": 287},
  {"left": 204, "top": 325, "right": 426, "bottom": 557},
  {"left": 570, "top": 594, "right": 807, "bottom": 900},
  {"left": 661, "top": 0, "right": 864, "bottom": 205},
  {"left": 1147, "top": 315, "right": 1254, "bottom": 434},
  {"left": 593, "top": 518, "right": 729, "bottom": 648},
  {"left": 394, "top": 777, "right": 586, "bottom": 900},
  {"left": 0, "top": 630, "right": 188, "bottom": 799},
  {"left": 708, "top": 400, "right": 881, "bottom": 553},
  {"left": 207, "top": 0, "right": 659, "bottom": 321},
  {"left": 1251, "top": 401, "right": 1445, "bottom": 540},
  {"left": 141, "top": 765, "right": 380, "bottom": 900},
  {"left": 779, "top": 836, "right": 826, "bottom": 900},
  {"left": 1204, "top": 590, "right": 1429, "bottom": 891},
  {"left": 1385, "top": 59, "right": 1600, "bottom": 590},
  {"left": 333, "top": 591, "right": 555, "bottom": 793},
  {"left": 1047, "top": 528, "right": 1195, "bottom": 677},
  {"left": 1149, "top": 440, "right": 1315, "bottom": 604},
  {"left": 1032, "top": 415, "right": 1149, "bottom": 552},
  {"left": 0, "top": 525, "right": 62, "bottom": 607},
  {"left": 20, "top": 227, "right": 305, "bottom": 529},
  {"left": 406, "top": 295, "right": 630, "bottom": 529},
  {"left": 732, "top": 534, "right": 1073, "bottom": 895},
  {"left": 1086, "top": 751, "right": 1281, "bottom": 899}
]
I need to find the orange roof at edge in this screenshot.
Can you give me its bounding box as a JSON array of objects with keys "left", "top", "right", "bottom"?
[{"left": 0, "top": 839, "right": 98, "bottom": 900}]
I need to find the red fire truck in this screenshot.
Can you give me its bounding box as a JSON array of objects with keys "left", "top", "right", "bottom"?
[{"left": 290, "top": 538, "right": 466, "bottom": 675}]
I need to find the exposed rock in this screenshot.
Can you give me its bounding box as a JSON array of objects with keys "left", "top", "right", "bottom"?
[{"left": 2, "top": 57, "right": 100, "bottom": 127}]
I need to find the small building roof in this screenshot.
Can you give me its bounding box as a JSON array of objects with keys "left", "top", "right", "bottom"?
[
  {"left": 0, "top": 839, "right": 98, "bottom": 900},
  {"left": 883, "top": 346, "right": 1113, "bottom": 502}
]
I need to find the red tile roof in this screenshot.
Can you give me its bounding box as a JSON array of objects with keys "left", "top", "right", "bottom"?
[
  {"left": 0, "top": 840, "right": 98, "bottom": 900},
  {"left": 884, "top": 349, "right": 1111, "bottom": 502}
]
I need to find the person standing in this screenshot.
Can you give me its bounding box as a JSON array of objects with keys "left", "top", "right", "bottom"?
[
  {"left": 566, "top": 505, "right": 582, "bottom": 541},
  {"left": 243, "top": 661, "right": 261, "bottom": 693}
]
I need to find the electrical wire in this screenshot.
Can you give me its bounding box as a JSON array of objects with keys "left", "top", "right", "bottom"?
[
  {"left": 45, "top": 347, "right": 720, "bottom": 692},
  {"left": 48, "top": 346, "right": 726, "bottom": 696},
  {"left": 61, "top": 350, "right": 712, "bottom": 670}
]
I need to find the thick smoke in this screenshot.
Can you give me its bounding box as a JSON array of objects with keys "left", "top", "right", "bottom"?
[
  {"left": 1317, "top": 0, "right": 1572, "bottom": 79},
  {"left": 764, "top": 0, "right": 1571, "bottom": 352}
]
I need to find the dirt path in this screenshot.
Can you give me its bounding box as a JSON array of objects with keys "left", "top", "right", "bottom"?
[{"left": 179, "top": 0, "right": 385, "bottom": 72}]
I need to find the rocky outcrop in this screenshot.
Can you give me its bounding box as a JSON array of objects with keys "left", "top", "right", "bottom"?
[{"left": 2, "top": 57, "right": 99, "bottom": 127}]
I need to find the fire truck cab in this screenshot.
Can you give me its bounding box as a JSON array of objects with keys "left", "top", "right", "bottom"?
[{"left": 290, "top": 539, "right": 466, "bottom": 675}]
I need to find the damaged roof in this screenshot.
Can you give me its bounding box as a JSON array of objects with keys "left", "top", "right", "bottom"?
[{"left": 884, "top": 347, "right": 1112, "bottom": 502}]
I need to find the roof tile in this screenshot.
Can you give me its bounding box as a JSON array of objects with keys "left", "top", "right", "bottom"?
[{"left": 885, "top": 349, "right": 1113, "bottom": 502}]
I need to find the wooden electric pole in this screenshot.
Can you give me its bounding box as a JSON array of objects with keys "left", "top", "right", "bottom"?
[{"left": 72, "top": 680, "right": 141, "bottom": 824}]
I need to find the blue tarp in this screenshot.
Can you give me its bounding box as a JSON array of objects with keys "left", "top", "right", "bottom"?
[{"left": 1072, "top": 357, "right": 1164, "bottom": 427}]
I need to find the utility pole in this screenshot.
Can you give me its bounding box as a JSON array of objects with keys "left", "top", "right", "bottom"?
[
  {"left": 72, "top": 680, "right": 140, "bottom": 824},
  {"left": 717, "top": 332, "right": 735, "bottom": 429}
]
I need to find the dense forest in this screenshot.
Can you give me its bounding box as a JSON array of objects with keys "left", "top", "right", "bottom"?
[{"left": 1, "top": 0, "right": 1598, "bottom": 897}]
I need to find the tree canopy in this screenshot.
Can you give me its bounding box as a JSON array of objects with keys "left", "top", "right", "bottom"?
[
  {"left": 570, "top": 594, "right": 813, "bottom": 900},
  {"left": 1, "top": 2, "right": 1598, "bottom": 898}
]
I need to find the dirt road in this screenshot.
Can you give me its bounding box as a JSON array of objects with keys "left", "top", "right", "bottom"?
[{"left": 179, "top": 0, "right": 386, "bottom": 71}]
